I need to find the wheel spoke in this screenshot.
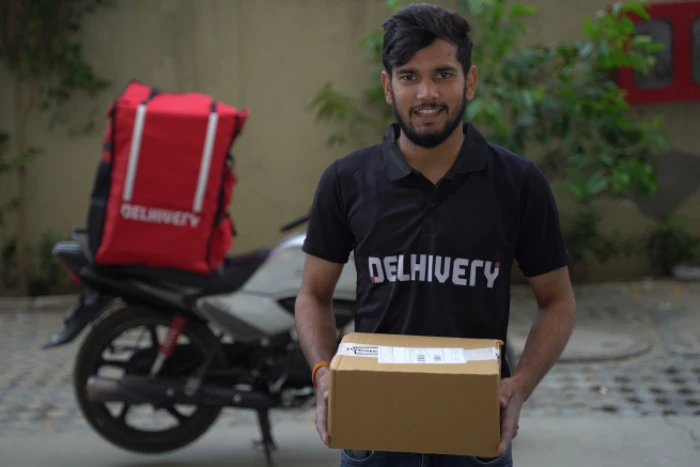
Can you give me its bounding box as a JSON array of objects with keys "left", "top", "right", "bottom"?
[
  {"left": 148, "top": 325, "right": 159, "bottom": 348},
  {"left": 166, "top": 406, "right": 187, "bottom": 423},
  {"left": 117, "top": 404, "right": 131, "bottom": 423},
  {"left": 97, "top": 357, "right": 128, "bottom": 369},
  {"left": 109, "top": 344, "right": 145, "bottom": 353}
]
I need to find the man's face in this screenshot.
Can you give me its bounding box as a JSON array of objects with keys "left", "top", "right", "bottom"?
[{"left": 382, "top": 38, "right": 477, "bottom": 148}]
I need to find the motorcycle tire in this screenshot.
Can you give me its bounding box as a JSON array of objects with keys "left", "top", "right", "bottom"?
[{"left": 73, "top": 305, "right": 228, "bottom": 454}]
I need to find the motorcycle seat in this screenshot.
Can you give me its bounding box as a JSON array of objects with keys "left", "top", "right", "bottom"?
[
  {"left": 217, "top": 248, "right": 272, "bottom": 293},
  {"left": 91, "top": 248, "right": 272, "bottom": 296},
  {"left": 53, "top": 241, "right": 90, "bottom": 270},
  {"left": 53, "top": 240, "right": 84, "bottom": 260}
]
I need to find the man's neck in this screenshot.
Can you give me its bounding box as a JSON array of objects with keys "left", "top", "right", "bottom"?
[{"left": 396, "top": 126, "right": 465, "bottom": 183}]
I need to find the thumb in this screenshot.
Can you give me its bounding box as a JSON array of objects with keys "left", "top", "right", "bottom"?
[{"left": 499, "top": 385, "right": 512, "bottom": 408}]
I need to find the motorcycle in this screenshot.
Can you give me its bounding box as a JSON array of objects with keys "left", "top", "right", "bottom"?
[{"left": 42, "top": 213, "right": 357, "bottom": 466}]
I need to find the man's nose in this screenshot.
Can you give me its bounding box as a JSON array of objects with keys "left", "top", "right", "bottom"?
[{"left": 416, "top": 81, "right": 439, "bottom": 100}]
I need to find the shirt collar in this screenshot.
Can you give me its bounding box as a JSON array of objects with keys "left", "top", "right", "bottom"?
[{"left": 379, "top": 121, "right": 490, "bottom": 181}]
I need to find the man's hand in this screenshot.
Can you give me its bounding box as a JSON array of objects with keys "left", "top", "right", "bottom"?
[
  {"left": 315, "top": 368, "right": 330, "bottom": 446},
  {"left": 498, "top": 377, "right": 524, "bottom": 454}
]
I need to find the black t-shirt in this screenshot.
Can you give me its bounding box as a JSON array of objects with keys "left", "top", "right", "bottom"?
[{"left": 302, "top": 122, "right": 572, "bottom": 377}]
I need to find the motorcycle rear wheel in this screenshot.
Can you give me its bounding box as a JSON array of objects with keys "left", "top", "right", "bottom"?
[{"left": 73, "top": 305, "right": 227, "bottom": 454}]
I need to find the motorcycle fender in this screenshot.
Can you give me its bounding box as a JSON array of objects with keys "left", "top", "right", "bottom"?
[{"left": 42, "top": 290, "right": 116, "bottom": 349}]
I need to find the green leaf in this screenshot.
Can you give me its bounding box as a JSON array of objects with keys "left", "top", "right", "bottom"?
[
  {"left": 17, "top": 146, "right": 44, "bottom": 168},
  {"left": 579, "top": 43, "right": 594, "bottom": 58},
  {"left": 599, "top": 154, "right": 615, "bottom": 167},
  {"left": 620, "top": 2, "right": 651, "bottom": 20},
  {"left": 508, "top": 4, "right": 537, "bottom": 19},
  {"left": 631, "top": 34, "right": 653, "bottom": 45},
  {"left": 465, "top": 97, "right": 488, "bottom": 121},
  {"left": 517, "top": 113, "right": 536, "bottom": 126},
  {"left": 586, "top": 172, "right": 610, "bottom": 196},
  {"left": 6, "top": 198, "right": 20, "bottom": 212},
  {"left": 583, "top": 16, "right": 597, "bottom": 38}
]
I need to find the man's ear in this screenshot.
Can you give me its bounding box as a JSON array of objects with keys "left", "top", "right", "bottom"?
[
  {"left": 465, "top": 65, "right": 478, "bottom": 100},
  {"left": 381, "top": 71, "right": 393, "bottom": 104}
]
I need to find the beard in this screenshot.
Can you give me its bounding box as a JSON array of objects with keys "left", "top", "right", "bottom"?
[{"left": 392, "top": 92, "right": 467, "bottom": 149}]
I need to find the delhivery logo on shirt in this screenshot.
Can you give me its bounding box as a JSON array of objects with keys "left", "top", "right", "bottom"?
[{"left": 368, "top": 254, "right": 500, "bottom": 288}]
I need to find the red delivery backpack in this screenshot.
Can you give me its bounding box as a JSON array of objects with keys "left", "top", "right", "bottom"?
[{"left": 86, "top": 80, "right": 249, "bottom": 275}]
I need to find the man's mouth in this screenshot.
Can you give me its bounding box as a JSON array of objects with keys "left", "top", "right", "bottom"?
[{"left": 414, "top": 107, "right": 445, "bottom": 117}]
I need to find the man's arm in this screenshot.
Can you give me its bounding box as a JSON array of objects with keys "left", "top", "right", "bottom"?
[
  {"left": 294, "top": 159, "right": 354, "bottom": 378},
  {"left": 294, "top": 160, "right": 354, "bottom": 446},
  {"left": 511, "top": 265, "right": 576, "bottom": 401},
  {"left": 497, "top": 161, "right": 576, "bottom": 454},
  {"left": 295, "top": 255, "right": 344, "bottom": 379},
  {"left": 512, "top": 161, "right": 576, "bottom": 400}
]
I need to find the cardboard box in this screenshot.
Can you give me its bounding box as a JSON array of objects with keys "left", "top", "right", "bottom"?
[{"left": 327, "top": 332, "right": 503, "bottom": 457}]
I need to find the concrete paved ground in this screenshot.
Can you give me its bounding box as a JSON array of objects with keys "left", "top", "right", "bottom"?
[
  {"left": 1, "top": 280, "right": 699, "bottom": 466},
  {"left": 0, "top": 416, "right": 698, "bottom": 467}
]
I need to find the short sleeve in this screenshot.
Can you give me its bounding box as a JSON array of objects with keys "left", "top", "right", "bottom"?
[
  {"left": 515, "top": 162, "right": 572, "bottom": 277},
  {"left": 301, "top": 160, "right": 354, "bottom": 264}
]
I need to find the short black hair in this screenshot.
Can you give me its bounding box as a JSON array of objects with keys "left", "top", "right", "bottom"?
[{"left": 381, "top": 3, "right": 473, "bottom": 76}]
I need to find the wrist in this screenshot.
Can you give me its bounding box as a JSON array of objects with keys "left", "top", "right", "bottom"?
[
  {"left": 315, "top": 366, "right": 330, "bottom": 391},
  {"left": 510, "top": 371, "right": 531, "bottom": 400},
  {"left": 312, "top": 361, "right": 331, "bottom": 389}
]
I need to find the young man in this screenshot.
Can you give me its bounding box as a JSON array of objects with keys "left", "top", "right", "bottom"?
[{"left": 295, "top": 4, "right": 577, "bottom": 467}]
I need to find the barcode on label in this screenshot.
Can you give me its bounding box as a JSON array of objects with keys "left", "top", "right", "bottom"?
[{"left": 377, "top": 346, "right": 468, "bottom": 364}]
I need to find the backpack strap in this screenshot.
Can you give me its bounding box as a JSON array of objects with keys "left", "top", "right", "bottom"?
[
  {"left": 192, "top": 99, "right": 220, "bottom": 214},
  {"left": 122, "top": 88, "right": 159, "bottom": 203}
]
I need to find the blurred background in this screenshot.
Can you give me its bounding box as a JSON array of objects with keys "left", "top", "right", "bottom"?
[{"left": 0, "top": 0, "right": 699, "bottom": 466}]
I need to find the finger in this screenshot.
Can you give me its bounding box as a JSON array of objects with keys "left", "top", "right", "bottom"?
[
  {"left": 316, "top": 394, "right": 329, "bottom": 446},
  {"left": 322, "top": 391, "right": 329, "bottom": 444},
  {"left": 321, "top": 408, "right": 329, "bottom": 446},
  {"left": 498, "top": 436, "right": 511, "bottom": 455},
  {"left": 315, "top": 422, "right": 324, "bottom": 442},
  {"left": 499, "top": 415, "right": 516, "bottom": 454},
  {"left": 316, "top": 414, "right": 328, "bottom": 445},
  {"left": 499, "top": 427, "right": 512, "bottom": 454}
]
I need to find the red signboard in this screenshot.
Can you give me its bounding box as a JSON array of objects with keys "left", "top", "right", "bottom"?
[{"left": 616, "top": 1, "right": 700, "bottom": 104}]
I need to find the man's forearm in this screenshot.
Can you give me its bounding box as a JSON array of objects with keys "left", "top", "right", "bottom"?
[
  {"left": 511, "top": 298, "right": 576, "bottom": 401},
  {"left": 295, "top": 292, "right": 339, "bottom": 377}
]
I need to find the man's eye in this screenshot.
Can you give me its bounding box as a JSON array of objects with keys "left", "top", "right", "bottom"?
[
  {"left": 438, "top": 72, "right": 452, "bottom": 79},
  {"left": 400, "top": 75, "right": 415, "bottom": 81}
]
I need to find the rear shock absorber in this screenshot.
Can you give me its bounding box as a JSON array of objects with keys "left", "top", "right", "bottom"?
[{"left": 149, "top": 315, "right": 187, "bottom": 377}]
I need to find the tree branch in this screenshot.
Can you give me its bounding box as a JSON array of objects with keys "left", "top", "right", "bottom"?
[{"left": 21, "top": 76, "right": 38, "bottom": 127}]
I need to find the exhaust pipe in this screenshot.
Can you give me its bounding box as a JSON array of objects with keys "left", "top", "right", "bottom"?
[{"left": 86, "top": 376, "right": 274, "bottom": 409}]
